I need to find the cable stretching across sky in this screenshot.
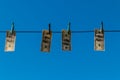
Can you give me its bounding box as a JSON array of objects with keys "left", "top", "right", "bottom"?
[{"left": 0, "top": 21, "right": 120, "bottom": 33}]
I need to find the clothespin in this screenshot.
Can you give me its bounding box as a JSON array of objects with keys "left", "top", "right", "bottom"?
[
  {"left": 11, "top": 22, "right": 15, "bottom": 34},
  {"left": 48, "top": 23, "right": 51, "bottom": 34},
  {"left": 101, "top": 21, "right": 104, "bottom": 33},
  {"left": 68, "top": 22, "right": 71, "bottom": 34}
]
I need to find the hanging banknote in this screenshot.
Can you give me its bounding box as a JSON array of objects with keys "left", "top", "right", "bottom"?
[
  {"left": 94, "top": 29, "right": 104, "bottom": 51},
  {"left": 62, "top": 30, "right": 71, "bottom": 51},
  {"left": 5, "top": 31, "right": 16, "bottom": 52},
  {"left": 41, "top": 30, "right": 52, "bottom": 52}
]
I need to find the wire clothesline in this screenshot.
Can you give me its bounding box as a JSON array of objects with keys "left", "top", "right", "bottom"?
[{"left": 1, "top": 21, "right": 120, "bottom": 33}]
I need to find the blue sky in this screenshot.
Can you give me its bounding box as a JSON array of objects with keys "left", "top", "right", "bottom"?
[{"left": 0, "top": 0, "right": 120, "bottom": 80}]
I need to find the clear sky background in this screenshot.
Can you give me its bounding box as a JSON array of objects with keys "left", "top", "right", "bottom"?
[{"left": 0, "top": 0, "right": 120, "bottom": 80}]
